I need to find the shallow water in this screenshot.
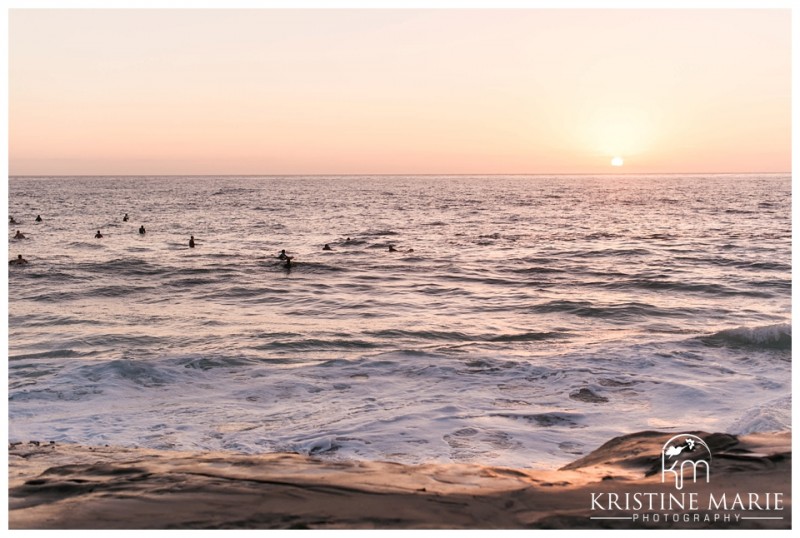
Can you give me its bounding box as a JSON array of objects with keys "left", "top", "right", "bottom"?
[{"left": 7, "top": 174, "right": 791, "bottom": 468}]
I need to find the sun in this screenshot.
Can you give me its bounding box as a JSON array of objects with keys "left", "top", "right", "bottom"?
[{"left": 611, "top": 156, "right": 624, "bottom": 167}]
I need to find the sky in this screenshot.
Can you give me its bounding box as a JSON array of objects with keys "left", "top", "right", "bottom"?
[{"left": 7, "top": 7, "right": 792, "bottom": 175}]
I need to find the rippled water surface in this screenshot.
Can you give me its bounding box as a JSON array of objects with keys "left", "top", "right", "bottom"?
[{"left": 7, "top": 175, "right": 791, "bottom": 468}]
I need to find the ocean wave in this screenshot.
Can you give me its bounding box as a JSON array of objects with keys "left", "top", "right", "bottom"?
[
  {"left": 87, "top": 258, "right": 163, "bottom": 276},
  {"left": 508, "top": 266, "right": 566, "bottom": 275},
  {"left": 487, "top": 331, "right": 570, "bottom": 342},
  {"left": 65, "top": 241, "right": 104, "bottom": 249},
  {"left": 9, "top": 349, "right": 95, "bottom": 361},
  {"left": 165, "top": 277, "right": 221, "bottom": 288},
  {"left": 747, "top": 279, "right": 791, "bottom": 290},
  {"left": 700, "top": 323, "right": 791, "bottom": 350},
  {"left": 674, "top": 256, "right": 790, "bottom": 271},
  {"left": 738, "top": 260, "right": 790, "bottom": 271},
  {"left": 362, "top": 229, "right": 399, "bottom": 237},
  {"left": 263, "top": 338, "right": 381, "bottom": 351},
  {"left": 366, "top": 329, "right": 469, "bottom": 341},
  {"left": 531, "top": 300, "right": 683, "bottom": 320},
  {"left": 197, "top": 286, "right": 279, "bottom": 302},
  {"left": 599, "top": 278, "right": 775, "bottom": 297},
  {"left": 23, "top": 290, "right": 85, "bottom": 302},
  {"left": 9, "top": 314, "right": 91, "bottom": 328},
  {"left": 724, "top": 209, "right": 756, "bottom": 214},
  {"left": 28, "top": 284, "right": 157, "bottom": 302},
  {"left": 93, "top": 285, "right": 158, "bottom": 298},
  {"left": 11, "top": 270, "right": 85, "bottom": 282},
  {"left": 78, "top": 359, "right": 176, "bottom": 387},
  {"left": 178, "top": 356, "right": 258, "bottom": 370},
  {"left": 584, "top": 232, "right": 620, "bottom": 240},
  {"left": 211, "top": 187, "right": 259, "bottom": 196},
  {"left": 289, "top": 262, "right": 348, "bottom": 274},
  {"left": 635, "top": 233, "right": 678, "bottom": 241},
  {"left": 560, "top": 248, "right": 652, "bottom": 258},
  {"left": 67, "top": 333, "right": 167, "bottom": 350},
  {"left": 363, "top": 329, "right": 567, "bottom": 344}
]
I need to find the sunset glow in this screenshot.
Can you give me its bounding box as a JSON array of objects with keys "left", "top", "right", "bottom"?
[
  {"left": 8, "top": 9, "right": 791, "bottom": 175},
  {"left": 5, "top": 6, "right": 794, "bottom": 529}
]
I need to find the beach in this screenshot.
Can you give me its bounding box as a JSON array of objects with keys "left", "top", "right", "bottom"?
[{"left": 9, "top": 430, "right": 791, "bottom": 529}]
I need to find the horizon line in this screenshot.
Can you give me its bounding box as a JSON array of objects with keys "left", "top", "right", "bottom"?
[{"left": 8, "top": 171, "right": 791, "bottom": 178}]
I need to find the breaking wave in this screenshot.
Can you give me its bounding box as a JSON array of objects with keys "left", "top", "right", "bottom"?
[{"left": 700, "top": 323, "right": 791, "bottom": 351}]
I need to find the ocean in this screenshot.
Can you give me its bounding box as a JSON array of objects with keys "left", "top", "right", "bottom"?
[{"left": 7, "top": 174, "right": 791, "bottom": 469}]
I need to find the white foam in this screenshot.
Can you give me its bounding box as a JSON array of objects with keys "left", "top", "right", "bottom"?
[
  {"left": 727, "top": 395, "right": 792, "bottom": 435},
  {"left": 8, "top": 342, "right": 793, "bottom": 469}
]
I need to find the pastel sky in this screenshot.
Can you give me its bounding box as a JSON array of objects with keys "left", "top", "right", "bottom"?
[{"left": 8, "top": 9, "right": 791, "bottom": 175}]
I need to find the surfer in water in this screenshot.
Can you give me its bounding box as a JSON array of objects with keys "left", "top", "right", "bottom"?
[
  {"left": 95, "top": 230, "right": 103, "bottom": 239},
  {"left": 388, "top": 244, "right": 397, "bottom": 252},
  {"left": 13, "top": 230, "right": 26, "bottom": 240},
  {"left": 9, "top": 254, "right": 28, "bottom": 265},
  {"left": 139, "top": 225, "right": 146, "bottom": 235},
  {"left": 35, "top": 215, "right": 42, "bottom": 222},
  {"left": 323, "top": 244, "right": 332, "bottom": 251},
  {"left": 189, "top": 235, "right": 195, "bottom": 248},
  {"left": 278, "top": 249, "right": 288, "bottom": 260},
  {"left": 123, "top": 213, "right": 129, "bottom": 222},
  {"left": 9, "top": 216, "right": 17, "bottom": 224}
]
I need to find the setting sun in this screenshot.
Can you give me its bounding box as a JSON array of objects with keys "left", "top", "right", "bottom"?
[{"left": 611, "top": 156, "right": 624, "bottom": 167}]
